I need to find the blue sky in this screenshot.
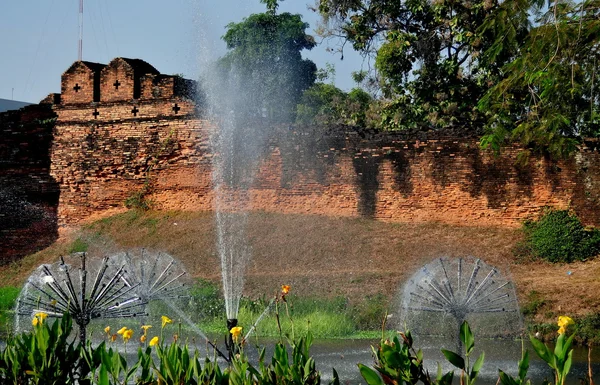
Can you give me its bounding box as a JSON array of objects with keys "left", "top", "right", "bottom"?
[{"left": 0, "top": 0, "right": 365, "bottom": 103}]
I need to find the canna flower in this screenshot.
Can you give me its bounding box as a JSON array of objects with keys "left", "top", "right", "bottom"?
[
  {"left": 32, "top": 312, "right": 48, "bottom": 326},
  {"left": 281, "top": 285, "right": 291, "bottom": 295},
  {"left": 110, "top": 334, "right": 117, "bottom": 342},
  {"left": 557, "top": 315, "right": 574, "bottom": 335},
  {"left": 141, "top": 325, "right": 152, "bottom": 335},
  {"left": 230, "top": 326, "right": 243, "bottom": 343},
  {"left": 117, "top": 326, "right": 128, "bottom": 335},
  {"left": 161, "top": 316, "right": 172, "bottom": 328},
  {"left": 140, "top": 335, "right": 147, "bottom": 343},
  {"left": 122, "top": 328, "right": 134, "bottom": 343},
  {"left": 149, "top": 336, "right": 159, "bottom": 346},
  {"left": 104, "top": 326, "right": 111, "bottom": 335}
]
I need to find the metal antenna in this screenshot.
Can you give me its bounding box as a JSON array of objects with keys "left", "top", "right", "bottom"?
[{"left": 78, "top": 0, "right": 83, "bottom": 61}]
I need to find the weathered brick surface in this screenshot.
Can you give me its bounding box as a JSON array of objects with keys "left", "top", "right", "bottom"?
[
  {"left": 0, "top": 104, "right": 59, "bottom": 262},
  {"left": 5, "top": 57, "right": 600, "bottom": 248},
  {"left": 100, "top": 58, "right": 159, "bottom": 102},
  {"left": 61, "top": 61, "right": 105, "bottom": 104}
]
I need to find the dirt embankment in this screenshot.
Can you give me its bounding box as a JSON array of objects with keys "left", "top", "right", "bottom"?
[{"left": 3, "top": 210, "right": 599, "bottom": 323}]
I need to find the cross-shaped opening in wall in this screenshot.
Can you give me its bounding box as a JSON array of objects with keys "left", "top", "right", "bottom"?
[
  {"left": 92, "top": 109, "right": 99, "bottom": 119},
  {"left": 73, "top": 83, "right": 81, "bottom": 92},
  {"left": 172, "top": 104, "right": 181, "bottom": 114},
  {"left": 113, "top": 80, "right": 121, "bottom": 90},
  {"left": 131, "top": 106, "right": 139, "bottom": 116}
]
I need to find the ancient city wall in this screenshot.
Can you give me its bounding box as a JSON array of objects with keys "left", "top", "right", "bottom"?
[
  {"left": 3, "top": 57, "right": 600, "bottom": 264},
  {"left": 0, "top": 103, "right": 59, "bottom": 262},
  {"left": 42, "top": 55, "right": 600, "bottom": 228}
]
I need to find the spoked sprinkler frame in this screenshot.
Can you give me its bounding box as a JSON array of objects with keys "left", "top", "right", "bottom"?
[{"left": 17, "top": 253, "right": 147, "bottom": 344}]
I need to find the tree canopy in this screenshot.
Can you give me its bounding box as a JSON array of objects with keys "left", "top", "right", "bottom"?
[
  {"left": 218, "top": 9, "right": 317, "bottom": 124},
  {"left": 316, "top": 0, "right": 600, "bottom": 157}
]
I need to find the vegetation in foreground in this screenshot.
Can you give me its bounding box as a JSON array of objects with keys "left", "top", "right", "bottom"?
[{"left": 0, "top": 292, "right": 589, "bottom": 385}]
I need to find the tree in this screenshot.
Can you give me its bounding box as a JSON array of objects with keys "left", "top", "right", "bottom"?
[
  {"left": 478, "top": 0, "right": 600, "bottom": 160},
  {"left": 217, "top": 8, "right": 317, "bottom": 124},
  {"left": 317, "top": 0, "right": 509, "bottom": 130}
]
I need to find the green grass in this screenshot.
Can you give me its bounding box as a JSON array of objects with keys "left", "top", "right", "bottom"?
[
  {"left": 0, "top": 286, "right": 21, "bottom": 337},
  {"left": 188, "top": 283, "right": 384, "bottom": 339}
]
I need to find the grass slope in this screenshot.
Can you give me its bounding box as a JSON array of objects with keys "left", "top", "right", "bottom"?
[{"left": 2, "top": 210, "right": 600, "bottom": 338}]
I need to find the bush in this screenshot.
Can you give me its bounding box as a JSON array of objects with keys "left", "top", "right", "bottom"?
[{"left": 522, "top": 209, "right": 600, "bottom": 263}]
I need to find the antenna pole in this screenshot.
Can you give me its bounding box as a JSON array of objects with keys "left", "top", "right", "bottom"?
[{"left": 78, "top": 0, "right": 83, "bottom": 61}]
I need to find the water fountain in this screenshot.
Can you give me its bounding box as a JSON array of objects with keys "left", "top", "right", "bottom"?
[
  {"left": 398, "top": 257, "right": 523, "bottom": 340},
  {"left": 203, "top": 58, "right": 273, "bottom": 359},
  {"left": 15, "top": 250, "right": 190, "bottom": 344}
]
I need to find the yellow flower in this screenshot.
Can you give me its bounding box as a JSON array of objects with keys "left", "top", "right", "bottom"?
[
  {"left": 141, "top": 325, "right": 152, "bottom": 335},
  {"left": 104, "top": 326, "right": 111, "bottom": 334},
  {"left": 117, "top": 326, "right": 128, "bottom": 335},
  {"left": 149, "top": 336, "right": 159, "bottom": 346},
  {"left": 281, "top": 285, "right": 291, "bottom": 295},
  {"left": 110, "top": 334, "right": 117, "bottom": 342},
  {"left": 230, "top": 326, "right": 243, "bottom": 343},
  {"left": 122, "top": 328, "right": 134, "bottom": 342},
  {"left": 140, "top": 335, "right": 147, "bottom": 343},
  {"left": 32, "top": 312, "right": 48, "bottom": 326},
  {"left": 161, "top": 316, "right": 172, "bottom": 328},
  {"left": 557, "top": 316, "right": 574, "bottom": 334}
]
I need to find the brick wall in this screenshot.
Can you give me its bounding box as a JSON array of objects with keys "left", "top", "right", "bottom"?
[
  {"left": 0, "top": 104, "right": 59, "bottom": 262},
  {"left": 6, "top": 57, "right": 600, "bottom": 254}
]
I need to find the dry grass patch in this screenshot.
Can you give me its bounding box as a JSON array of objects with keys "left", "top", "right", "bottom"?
[{"left": 1, "top": 209, "right": 598, "bottom": 324}]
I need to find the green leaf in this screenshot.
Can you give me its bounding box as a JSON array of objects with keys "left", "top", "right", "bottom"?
[
  {"left": 441, "top": 349, "right": 465, "bottom": 370},
  {"left": 358, "top": 364, "right": 384, "bottom": 385},
  {"left": 460, "top": 321, "right": 475, "bottom": 355},
  {"left": 499, "top": 370, "right": 518, "bottom": 385},
  {"left": 562, "top": 349, "right": 573, "bottom": 379},
  {"left": 330, "top": 368, "right": 340, "bottom": 385},
  {"left": 470, "top": 352, "right": 485, "bottom": 381},
  {"left": 518, "top": 350, "right": 529, "bottom": 381},
  {"left": 529, "top": 335, "right": 554, "bottom": 368}
]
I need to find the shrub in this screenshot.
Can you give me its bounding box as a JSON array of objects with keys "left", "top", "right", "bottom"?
[{"left": 522, "top": 209, "right": 600, "bottom": 263}]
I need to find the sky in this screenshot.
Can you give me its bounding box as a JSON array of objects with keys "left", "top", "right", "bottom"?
[{"left": 0, "top": 0, "right": 366, "bottom": 103}]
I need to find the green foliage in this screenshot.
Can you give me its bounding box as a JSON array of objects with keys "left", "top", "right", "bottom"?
[
  {"left": 441, "top": 321, "right": 485, "bottom": 385},
  {"left": 296, "top": 83, "right": 372, "bottom": 126},
  {"left": 530, "top": 331, "right": 574, "bottom": 385},
  {"left": 358, "top": 330, "right": 454, "bottom": 385},
  {"left": 124, "top": 190, "right": 152, "bottom": 211},
  {"left": 318, "top": 0, "right": 499, "bottom": 130},
  {"left": 189, "top": 279, "right": 226, "bottom": 320},
  {"left": 521, "top": 209, "right": 600, "bottom": 263},
  {"left": 153, "top": 342, "right": 205, "bottom": 385},
  {"left": 318, "top": 0, "right": 599, "bottom": 157},
  {"left": 217, "top": 10, "right": 317, "bottom": 124},
  {"left": 349, "top": 294, "right": 386, "bottom": 330},
  {"left": 1, "top": 313, "right": 80, "bottom": 384},
  {"left": 572, "top": 313, "right": 600, "bottom": 345},
  {"left": 0, "top": 286, "right": 20, "bottom": 310},
  {"left": 498, "top": 345, "right": 530, "bottom": 385},
  {"left": 0, "top": 286, "right": 20, "bottom": 337},
  {"left": 479, "top": 0, "right": 600, "bottom": 158}
]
